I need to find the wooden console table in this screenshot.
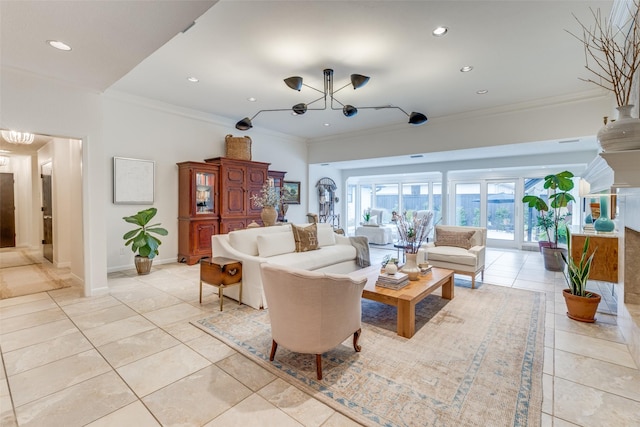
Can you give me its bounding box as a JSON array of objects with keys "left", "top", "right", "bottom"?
[{"left": 570, "top": 232, "right": 618, "bottom": 283}]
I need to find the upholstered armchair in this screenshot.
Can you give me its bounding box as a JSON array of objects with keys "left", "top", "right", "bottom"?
[
  {"left": 355, "top": 208, "right": 395, "bottom": 244},
  {"left": 422, "top": 225, "right": 487, "bottom": 288},
  {"left": 260, "top": 263, "right": 367, "bottom": 380}
]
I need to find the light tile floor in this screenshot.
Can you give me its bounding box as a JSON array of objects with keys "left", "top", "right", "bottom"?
[{"left": 0, "top": 247, "right": 638, "bottom": 426}]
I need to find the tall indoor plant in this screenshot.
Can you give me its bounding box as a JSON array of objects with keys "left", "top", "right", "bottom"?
[
  {"left": 123, "top": 207, "right": 168, "bottom": 275},
  {"left": 561, "top": 229, "right": 601, "bottom": 322},
  {"left": 522, "top": 171, "right": 575, "bottom": 271}
]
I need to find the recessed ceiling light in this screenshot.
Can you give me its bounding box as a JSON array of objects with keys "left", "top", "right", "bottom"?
[
  {"left": 47, "top": 40, "right": 71, "bottom": 51},
  {"left": 187, "top": 77, "right": 199, "bottom": 83},
  {"left": 432, "top": 26, "right": 448, "bottom": 37},
  {"left": 323, "top": 123, "right": 331, "bottom": 127},
  {"left": 247, "top": 97, "right": 257, "bottom": 102},
  {"left": 476, "top": 89, "right": 488, "bottom": 94},
  {"left": 460, "top": 66, "right": 474, "bottom": 73}
]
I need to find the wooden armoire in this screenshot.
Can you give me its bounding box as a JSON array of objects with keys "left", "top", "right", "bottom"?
[{"left": 178, "top": 157, "right": 284, "bottom": 265}]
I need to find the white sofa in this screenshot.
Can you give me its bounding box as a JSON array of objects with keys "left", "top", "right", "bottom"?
[
  {"left": 422, "top": 225, "right": 486, "bottom": 288},
  {"left": 211, "top": 223, "right": 360, "bottom": 309}
]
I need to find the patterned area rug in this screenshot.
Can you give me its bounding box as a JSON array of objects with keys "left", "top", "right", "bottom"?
[{"left": 194, "top": 282, "right": 544, "bottom": 427}]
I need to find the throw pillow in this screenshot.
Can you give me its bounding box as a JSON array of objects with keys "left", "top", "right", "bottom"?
[
  {"left": 316, "top": 225, "right": 336, "bottom": 247},
  {"left": 257, "top": 232, "right": 296, "bottom": 257},
  {"left": 291, "top": 223, "right": 319, "bottom": 252},
  {"left": 435, "top": 229, "right": 476, "bottom": 250}
]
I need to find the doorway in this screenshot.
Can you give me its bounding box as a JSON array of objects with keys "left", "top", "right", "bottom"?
[
  {"left": 0, "top": 172, "right": 16, "bottom": 248},
  {"left": 42, "top": 162, "right": 53, "bottom": 262}
]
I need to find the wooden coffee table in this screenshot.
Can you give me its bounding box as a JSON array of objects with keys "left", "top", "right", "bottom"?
[{"left": 362, "top": 267, "right": 455, "bottom": 338}]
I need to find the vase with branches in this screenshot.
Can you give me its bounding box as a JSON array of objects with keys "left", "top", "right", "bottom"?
[{"left": 568, "top": 1, "right": 640, "bottom": 151}]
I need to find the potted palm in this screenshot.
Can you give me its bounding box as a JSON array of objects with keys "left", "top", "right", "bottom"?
[
  {"left": 522, "top": 171, "right": 575, "bottom": 271},
  {"left": 123, "top": 207, "right": 168, "bottom": 275},
  {"left": 561, "top": 229, "right": 600, "bottom": 322}
]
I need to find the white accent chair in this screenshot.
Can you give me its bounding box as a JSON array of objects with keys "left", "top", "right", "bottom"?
[
  {"left": 422, "top": 225, "right": 487, "bottom": 288},
  {"left": 260, "top": 263, "right": 367, "bottom": 380}
]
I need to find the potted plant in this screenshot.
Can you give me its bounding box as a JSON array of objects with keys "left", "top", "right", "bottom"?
[
  {"left": 522, "top": 171, "right": 575, "bottom": 271},
  {"left": 561, "top": 229, "right": 600, "bottom": 322},
  {"left": 123, "top": 207, "right": 168, "bottom": 275}
]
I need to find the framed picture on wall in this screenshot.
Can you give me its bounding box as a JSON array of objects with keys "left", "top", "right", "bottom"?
[
  {"left": 283, "top": 181, "right": 301, "bottom": 204},
  {"left": 113, "top": 157, "right": 155, "bottom": 204}
]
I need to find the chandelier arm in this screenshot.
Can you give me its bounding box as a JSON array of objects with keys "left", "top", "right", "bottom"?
[
  {"left": 301, "top": 83, "right": 325, "bottom": 95},
  {"left": 249, "top": 108, "right": 300, "bottom": 120},
  {"left": 357, "top": 105, "right": 409, "bottom": 116},
  {"left": 331, "top": 82, "right": 352, "bottom": 95},
  {"left": 305, "top": 95, "right": 328, "bottom": 109}
]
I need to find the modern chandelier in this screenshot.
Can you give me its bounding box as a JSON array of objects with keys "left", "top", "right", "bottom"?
[
  {"left": 235, "top": 68, "right": 427, "bottom": 131},
  {"left": 1, "top": 130, "right": 35, "bottom": 145}
]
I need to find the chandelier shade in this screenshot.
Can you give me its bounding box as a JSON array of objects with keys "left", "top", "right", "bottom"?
[
  {"left": 235, "top": 68, "right": 427, "bottom": 131},
  {"left": 1, "top": 130, "right": 34, "bottom": 144}
]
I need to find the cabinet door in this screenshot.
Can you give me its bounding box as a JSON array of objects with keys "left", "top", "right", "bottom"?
[
  {"left": 193, "top": 221, "right": 218, "bottom": 255},
  {"left": 221, "top": 164, "right": 247, "bottom": 216},
  {"left": 220, "top": 218, "right": 247, "bottom": 234},
  {"left": 247, "top": 166, "right": 268, "bottom": 216},
  {"left": 193, "top": 170, "right": 216, "bottom": 216}
]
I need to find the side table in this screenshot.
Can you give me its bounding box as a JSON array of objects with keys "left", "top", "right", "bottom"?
[{"left": 200, "top": 257, "right": 242, "bottom": 311}]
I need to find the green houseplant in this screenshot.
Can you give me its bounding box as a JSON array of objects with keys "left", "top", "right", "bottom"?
[
  {"left": 522, "top": 171, "right": 575, "bottom": 271},
  {"left": 123, "top": 207, "right": 168, "bottom": 275},
  {"left": 561, "top": 228, "right": 601, "bottom": 322}
]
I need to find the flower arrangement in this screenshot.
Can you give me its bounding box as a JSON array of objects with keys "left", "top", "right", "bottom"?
[
  {"left": 251, "top": 183, "right": 284, "bottom": 208},
  {"left": 568, "top": 2, "right": 640, "bottom": 107},
  {"left": 396, "top": 210, "right": 434, "bottom": 254}
]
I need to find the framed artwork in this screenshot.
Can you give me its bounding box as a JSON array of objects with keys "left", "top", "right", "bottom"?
[
  {"left": 283, "top": 181, "right": 301, "bottom": 204},
  {"left": 113, "top": 157, "right": 155, "bottom": 204}
]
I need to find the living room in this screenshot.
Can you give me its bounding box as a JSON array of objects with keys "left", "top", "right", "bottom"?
[{"left": 1, "top": 1, "right": 639, "bottom": 426}]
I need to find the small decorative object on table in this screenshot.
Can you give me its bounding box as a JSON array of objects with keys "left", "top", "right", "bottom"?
[
  {"left": 376, "top": 271, "right": 409, "bottom": 290},
  {"left": 396, "top": 211, "right": 434, "bottom": 280}
]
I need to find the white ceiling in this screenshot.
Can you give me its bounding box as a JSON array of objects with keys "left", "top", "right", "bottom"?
[{"left": 1, "top": 0, "right": 612, "bottom": 163}]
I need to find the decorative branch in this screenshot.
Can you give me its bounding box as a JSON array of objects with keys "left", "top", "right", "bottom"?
[{"left": 567, "top": 1, "right": 640, "bottom": 107}]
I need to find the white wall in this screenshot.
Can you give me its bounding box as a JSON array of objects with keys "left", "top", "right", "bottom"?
[{"left": 102, "top": 93, "right": 307, "bottom": 271}]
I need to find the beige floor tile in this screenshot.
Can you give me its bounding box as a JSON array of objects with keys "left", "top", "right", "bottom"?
[
  {"left": 143, "top": 302, "right": 205, "bottom": 327},
  {"left": 70, "top": 303, "right": 137, "bottom": 330},
  {"left": 543, "top": 346, "right": 553, "bottom": 375},
  {"left": 164, "top": 319, "right": 209, "bottom": 342},
  {"left": 85, "top": 401, "right": 160, "bottom": 427},
  {"left": 513, "top": 279, "right": 553, "bottom": 293},
  {"left": 83, "top": 315, "right": 156, "bottom": 347},
  {"left": 552, "top": 418, "right": 580, "bottom": 426},
  {"left": 555, "top": 330, "right": 637, "bottom": 369},
  {"left": 0, "top": 298, "right": 58, "bottom": 319},
  {"left": 97, "top": 328, "right": 180, "bottom": 368},
  {"left": 61, "top": 295, "right": 122, "bottom": 317},
  {"left": 117, "top": 344, "right": 210, "bottom": 397},
  {"left": 0, "top": 318, "right": 77, "bottom": 352},
  {"left": 540, "top": 412, "right": 553, "bottom": 427},
  {"left": 258, "top": 378, "right": 334, "bottom": 427},
  {"left": 545, "top": 327, "right": 554, "bottom": 348},
  {"left": 0, "top": 378, "right": 17, "bottom": 426},
  {"left": 186, "top": 334, "right": 236, "bottom": 363},
  {"left": 108, "top": 285, "right": 166, "bottom": 304},
  {"left": 318, "top": 411, "right": 362, "bottom": 427},
  {"left": 554, "top": 314, "right": 627, "bottom": 344},
  {"left": 554, "top": 349, "right": 640, "bottom": 402},
  {"left": 545, "top": 311, "right": 555, "bottom": 329},
  {"left": 9, "top": 349, "right": 111, "bottom": 407},
  {"left": 0, "top": 292, "right": 50, "bottom": 309},
  {"left": 14, "top": 371, "right": 136, "bottom": 427},
  {"left": 143, "top": 364, "right": 252, "bottom": 425},
  {"left": 120, "top": 292, "right": 184, "bottom": 314},
  {"left": 217, "top": 353, "right": 277, "bottom": 392},
  {"left": 204, "top": 393, "right": 302, "bottom": 427},
  {"left": 481, "top": 274, "right": 515, "bottom": 286},
  {"left": 50, "top": 287, "right": 103, "bottom": 306},
  {"left": 554, "top": 377, "right": 640, "bottom": 427},
  {"left": 0, "top": 307, "right": 66, "bottom": 334},
  {"left": 542, "top": 373, "right": 553, "bottom": 415},
  {"left": 3, "top": 331, "right": 93, "bottom": 375}
]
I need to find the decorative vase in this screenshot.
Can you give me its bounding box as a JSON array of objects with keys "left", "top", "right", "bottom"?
[
  {"left": 134, "top": 255, "right": 152, "bottom": 275},
  {"left": 401, "top": 253, "right": 421, "bottom": 281},
  {"left": 563, "top": 289, "right": 601, "bottom": 323},
  {"left": 596, "top": 105, "right": 640, "bottom": 151},
  {"left": 261, "top": 206, "right": 278, "bottom": 226},
  {"left": 593, "top": 196, "right": 615, "bottom": 232}
]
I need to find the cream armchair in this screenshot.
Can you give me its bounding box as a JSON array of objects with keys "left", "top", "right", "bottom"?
[
  {"left": 260, "top": 263, "right": 367, "bottom": 380},
  {"left": 422, "top": 225, "right": 486, "bottom": 288}
]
